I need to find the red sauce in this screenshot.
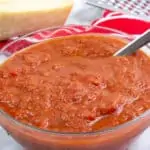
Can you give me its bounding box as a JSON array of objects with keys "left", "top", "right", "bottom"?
[{"left": 0, "top": 35, "right": 150, "bottom": 132}]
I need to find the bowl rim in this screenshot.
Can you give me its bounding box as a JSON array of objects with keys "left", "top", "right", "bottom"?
[{"left": 0, "top": 25, "right": 150, "bottom": 136}]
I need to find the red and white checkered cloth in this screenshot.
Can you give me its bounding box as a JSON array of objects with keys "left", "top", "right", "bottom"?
[{"left": 0, "top": 10, "right": 150, "bottom": 53}]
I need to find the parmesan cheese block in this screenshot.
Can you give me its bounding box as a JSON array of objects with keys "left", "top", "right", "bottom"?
[{"left": 0, "top": 0, "right": 73, "bottom": 40}]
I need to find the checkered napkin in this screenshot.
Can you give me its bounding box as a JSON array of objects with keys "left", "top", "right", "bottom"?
[{"left": 0, "top": 10, "right": 149, "bottom": 53}]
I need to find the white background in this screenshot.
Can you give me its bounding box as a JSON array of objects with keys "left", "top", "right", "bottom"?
[{"left": 0, "top": 0, "right": 150, "bottom": 149}]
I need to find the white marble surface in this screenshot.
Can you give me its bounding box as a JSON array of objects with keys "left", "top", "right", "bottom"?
[{"left": 0, "top": 0, "right": 150, "bottom": 149}]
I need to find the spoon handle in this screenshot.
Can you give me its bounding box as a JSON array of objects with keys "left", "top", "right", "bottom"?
[{"left": 114, "top": 29, "right": 150, "bottom": 56}]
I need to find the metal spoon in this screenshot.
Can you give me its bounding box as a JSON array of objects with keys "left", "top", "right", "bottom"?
[{"left": 113, "top": 29, "right": 150, "bottom": 56}]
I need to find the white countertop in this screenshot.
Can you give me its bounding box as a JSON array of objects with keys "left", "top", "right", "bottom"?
[{"left": 0, "top": 0, "right": 150, "bottom": 149}]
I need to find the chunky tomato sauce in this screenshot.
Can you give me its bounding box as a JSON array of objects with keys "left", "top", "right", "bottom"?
[{"left": 0, "top": 35, "right": 149, "bottom": 132}]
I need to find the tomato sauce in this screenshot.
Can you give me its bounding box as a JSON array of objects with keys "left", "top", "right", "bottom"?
[{"left": 0, "top": 35, "right": 149, "bottom": 132}]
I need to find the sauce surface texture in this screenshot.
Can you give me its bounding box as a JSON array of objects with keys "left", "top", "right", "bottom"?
[{"left": 0, "top": 35, "right": 150, "bottom": 132}]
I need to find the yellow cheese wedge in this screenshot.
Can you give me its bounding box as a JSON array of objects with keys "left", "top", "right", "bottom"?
[{"left": 0, "top": 0, "right": 73, "bottom": 40}]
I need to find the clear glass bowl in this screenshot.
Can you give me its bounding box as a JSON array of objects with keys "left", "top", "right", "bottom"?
[{"left": 0, "top": 26, "right": 149, "bottom": 150}]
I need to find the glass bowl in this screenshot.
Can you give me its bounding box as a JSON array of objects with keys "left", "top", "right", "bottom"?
[{"left": 0, "top": 25, "right": 149, "bottom": 150}]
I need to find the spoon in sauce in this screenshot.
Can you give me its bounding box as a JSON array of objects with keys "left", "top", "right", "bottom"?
[{"left": 114, "top": 29, "right": 150, "bottom": 56}]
